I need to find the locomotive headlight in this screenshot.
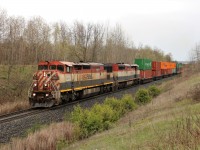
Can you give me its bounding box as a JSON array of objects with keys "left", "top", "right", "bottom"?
[
  {"left": 44, "top": 83, "right": 47, "bottom": 87},
  {"left": 33, "top": 93, "right": 36, "bottom": 97},
  {"left": 45, "top": 93, "right": 49, "bottom": 97},
  {"left": 34, "top": 83, "right": 37, "bottom": 87}
]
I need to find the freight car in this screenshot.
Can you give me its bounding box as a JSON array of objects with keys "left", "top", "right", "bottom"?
[{"left": 28, "top": 61, "right": 140, "bottom": 107}]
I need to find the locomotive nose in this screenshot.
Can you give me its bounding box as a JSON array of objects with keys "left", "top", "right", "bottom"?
[{"left": 36, "top": 71, "right": 53, "bottom": 91}]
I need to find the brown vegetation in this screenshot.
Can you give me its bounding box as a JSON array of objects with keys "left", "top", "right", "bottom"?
[
  {"left": 0, "top": 65, "right": 35, "bottom": 115},
  {"left": 0, "top": 101, "right": 29, "bottom": 115},
  {"left": 1, "top": 122, "right": 77, "bottom": 150}
]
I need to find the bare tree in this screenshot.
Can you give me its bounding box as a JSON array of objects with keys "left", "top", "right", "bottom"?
[
  {"left": 0, "top": 9, "right": 8, "bottom": 64},
  {"left": 90, "top": 24, "right": 104, "bottom": 62},
  {"left": 0, "top": 8, "right": 174, "bottom": 65},
  {"left": 70, "top": 21, "right": 93, "bottom": 62},
  {"left": 24, "top": 17, "right": 51, "bottom": 63}
]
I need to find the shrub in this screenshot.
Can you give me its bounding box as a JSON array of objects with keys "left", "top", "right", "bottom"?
[
  {"left": 135, "top": 88, "right": 152, "bottom": 104},
  {"left": 71, "top": 95, "right": 138, "bottom": 139},
  {"left": 84, "top": 109, "right": 103, "bottom": 137},
  {"left": 71, "top": 105, "right": 103, "bottom": 138},
  {"left": 121, "top": 94, "right": 137, "bottom": 113},
  {"left": 104, "top": 97, "right": 124, "bottom": 119},
  {"left": 148, "top": 85, "right": 161, "bottom": 98},
  {"left": 70, "top": 105, "right": 85, "bottom": 124},
  {"left": 92, "top": 104, "right": 115, "bottom": 130}
]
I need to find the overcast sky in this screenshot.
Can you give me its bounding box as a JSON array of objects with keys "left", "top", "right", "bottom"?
[{"left": 1, "top": 0, "right": 200, "bottom": 61}]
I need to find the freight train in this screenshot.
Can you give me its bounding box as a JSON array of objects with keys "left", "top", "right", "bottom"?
[{"left": 28, "top": 59, "right": 183, "bottom": 108}]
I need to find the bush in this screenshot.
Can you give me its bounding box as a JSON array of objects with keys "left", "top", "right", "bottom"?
[
  {"left": 71, "top": 95, "right": 137, "bottom": 138},
  {"left": 84, "top": 109, "right": 103, "bottom": 136},
  {"left": 70, "top": 105, "right": 85, "bottom": 125},
  {"left": 104, "top": 97, "right": 124, "bottom": 119},
  {"left": 121, "top": 94, "right": 137, "bottom": 113},
  {"left": 148, "top": 85, "right": 161, "bottom": 98},
  {"left": 91, "top": 104, "right": 115, "bottom": 130},
  {"left": 135, "top": 88, "right": 152, "bottom": 104},
  {"left": 71, "top": 105, "right": 103, "bottom": 138}
]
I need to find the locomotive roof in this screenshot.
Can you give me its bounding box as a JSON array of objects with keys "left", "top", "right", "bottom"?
[
  {"left": 60, "top": 61, "right": 104, "bottom": 66},
  {"left": 38, "top": 61, "right": 135, "bottom": 67},
  {"left": 60, "top": 61, "right": 75, "bottom": 66},
  {"left": 74, "top": 62, "right": 104, "bottom": 66},
  {"left": 118, "top": 64, "right": 131, "bottom": 66},
  {"left": 131, "top": 64, "right": 139, "bottom": 67}
]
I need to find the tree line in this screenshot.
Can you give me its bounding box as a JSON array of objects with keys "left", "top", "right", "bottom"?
[{"left": 0, "top": 8, "right": 172, "bottom": 65}]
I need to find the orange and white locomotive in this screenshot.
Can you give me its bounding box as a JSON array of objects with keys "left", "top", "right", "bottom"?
[{"left": 28, "top": 61, "right": 140, "bottom": 107}]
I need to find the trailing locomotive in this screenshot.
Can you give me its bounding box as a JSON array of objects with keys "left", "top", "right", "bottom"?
[{"left": 28, "top": 61, "right": 140, "bottom": 107}]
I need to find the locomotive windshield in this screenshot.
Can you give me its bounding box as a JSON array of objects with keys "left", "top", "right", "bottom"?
[
  {"left": 49, "top": 65, "right": 56, "bottom": 70},
  {"left": 57, "top": 65, "right": 64, "bottom": 72},
  {"left": 38, "top": 65, "right": 48, "bottom": 70}
]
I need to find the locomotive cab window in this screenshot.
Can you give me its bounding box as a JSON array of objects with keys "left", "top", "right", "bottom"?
[
  {"left": 57, "top": 65, "right": 64, "bottom": 72},
  {"left": 74, "top": 65, "right": 82, "bottom": 70},
  {"left": 119, "top": 65, "right": 125, "bottom": 70},
  {"left": 49, "top": 65, "right": 56, "bottom": 70},
  {"left": 83, "top": 65, "right": 91, "bottom": 69},
  {"left": 66, "top": 66, "right": 71, "bottom": 73},
  {"left": 104, "top": 66, "right": 112, "bottom": 73},
  {"left": 38, "top": 65, "right": 48, "bottom": 70}
]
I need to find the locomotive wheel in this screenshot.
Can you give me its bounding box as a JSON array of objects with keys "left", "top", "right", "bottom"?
[{"left": 61, "top": 93, "right": 70, "bottom": 103}]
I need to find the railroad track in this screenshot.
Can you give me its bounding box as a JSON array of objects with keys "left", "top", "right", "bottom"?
[
  {"left": 0, "top": 108, "right": 48, "bottom": 124},
  {"left": 0, "top": 87, "right": 133, "bottom": 124},
  {"left": 0, "top": 75, "right": 177, "bottom": 125}
]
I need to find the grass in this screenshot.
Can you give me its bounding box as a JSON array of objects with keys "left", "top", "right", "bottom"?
[
  {"left": 0, "top": 65, "right": 36, "bottom": 115},
  {"left": 65, "top": 73, "right": 200, "bottom": 150},
  {"left": 0, "top": 101, "right": 29, "bottom": 115},
  {"left": 0, "top": 122, "right": 77, "bottom": 150},
  {"left": 1, "top": 72, "right": 200, "bottom": 150}
]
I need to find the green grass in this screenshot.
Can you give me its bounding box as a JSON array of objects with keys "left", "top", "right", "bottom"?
[{"left": 66, "top": 102, "right": 200, "bottom": 150}]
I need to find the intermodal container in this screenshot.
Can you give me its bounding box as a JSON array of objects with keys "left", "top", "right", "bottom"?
[
  {"left": 134, "top": 59, "right": 152, "bottom": 70},
  {"left": 140, "top": 70, "right": 152, "bottom": 79},
  {"left": 161, "top": 69, "right": 168, "bottom": 76},
  {"left": 177, "top": 63, "right": 183, "bottom": 69},
  {"left": 167, "top": 69, "right": 172, "bottom": 75},
  {"left": 171, "top": 63, "right": 176, "bottom": 69},
  {"left": 165, "top": 62, "right": 169, "bottom": 69},
  {"left": 161, "top": 62, "right": 167, "bottom": 69},
  {"left": 152, "top": 70, "right": 161, "bottom": 77},
  {"left": 152, "top": 61, "right": 161, "bottom": 70}
]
